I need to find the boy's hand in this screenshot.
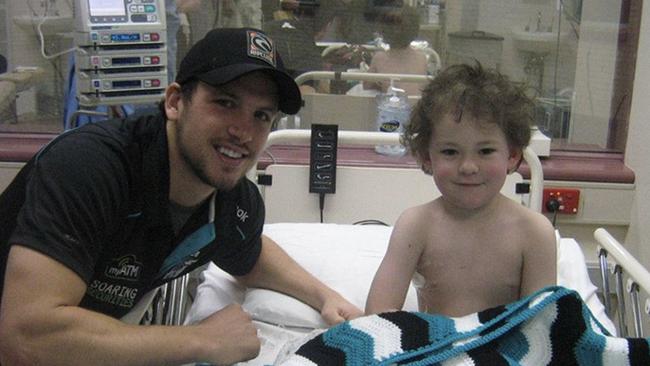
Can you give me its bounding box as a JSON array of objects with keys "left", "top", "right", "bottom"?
[{"left": 320, "top": 296, "right": 363, "bottom": 326}]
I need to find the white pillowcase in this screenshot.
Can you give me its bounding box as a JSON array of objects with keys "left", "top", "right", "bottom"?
[
  {"left": 241, "top": 222, "right": 421, "bottom": 329},
  {"left": 243, "top": 288, "right": 328, "bottom": 329}
]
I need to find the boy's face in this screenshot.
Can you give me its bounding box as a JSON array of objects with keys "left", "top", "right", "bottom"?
[{"left": 423, "top": 113, "right": 522, "bottom": 210}]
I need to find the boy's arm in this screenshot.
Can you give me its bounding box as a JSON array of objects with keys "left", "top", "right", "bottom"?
[
  {"left": 520, "top": 213, "right": 558, "bottom": 297},
  {"left": 366, "top": 209, "right": 424, "bottom": 314},
  {"left": 0, "top": 245, "right": 260, "bottom": 366}
]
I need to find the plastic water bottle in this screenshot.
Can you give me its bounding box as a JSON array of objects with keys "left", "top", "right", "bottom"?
[{"left": 375, "top": 86, "right": 411, "bottom": 156}]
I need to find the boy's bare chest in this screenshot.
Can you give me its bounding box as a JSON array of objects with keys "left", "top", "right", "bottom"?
[
  {"left": 419, "top": 232, "right": 523, "bottom": 283},
  {"left": 415, "top": 224, "right": 525, "bottom": 315}
]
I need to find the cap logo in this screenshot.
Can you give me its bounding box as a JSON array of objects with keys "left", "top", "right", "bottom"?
[{"left": 247, "top": 30, "right": 276, "bottom": 67}]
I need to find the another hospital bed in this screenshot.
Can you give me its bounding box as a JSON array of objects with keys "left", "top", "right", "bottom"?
[{"left": 178, "top": 130, "right": 650, "bottom": 365}]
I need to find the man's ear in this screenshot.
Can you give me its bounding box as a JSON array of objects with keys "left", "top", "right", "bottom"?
[
  {"left": 164, "top": 82, "right": 183, "bottom": 120},
  {"left": 507, "top": 148, "right": 524, "bottom": 174}
]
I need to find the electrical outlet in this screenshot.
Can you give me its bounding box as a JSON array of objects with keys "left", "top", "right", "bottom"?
[{"left": 543, "top": 188, "right": 580, "bottom": 214}]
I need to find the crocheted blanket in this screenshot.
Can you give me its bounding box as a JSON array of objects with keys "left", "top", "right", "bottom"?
[{"left": 274, "top": 286, "right": 650, "bottom": 365}]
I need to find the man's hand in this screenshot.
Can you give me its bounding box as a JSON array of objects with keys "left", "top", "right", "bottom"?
[
  {"left": 195, "top": 304, "right": 261, "bottom": 365},
  {"left": 319, "top": 295, "right": 363, "bottom": 326}
]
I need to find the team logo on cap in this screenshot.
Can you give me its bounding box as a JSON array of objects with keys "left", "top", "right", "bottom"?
[{"left": 247, "top": 30, "right": 276, "bottom": 67}]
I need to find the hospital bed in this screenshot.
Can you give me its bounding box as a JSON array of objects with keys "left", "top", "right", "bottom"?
[
  {"left": 288, "top": 71, "right": 432, "bottom": 131},
  {"left": 170, "top": 130, "right": 649, "bottom": 365}
]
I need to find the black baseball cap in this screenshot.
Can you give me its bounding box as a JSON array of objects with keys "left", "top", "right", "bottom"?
[{"left": 175, "top": 28, "right": 302, "bottom": 115}]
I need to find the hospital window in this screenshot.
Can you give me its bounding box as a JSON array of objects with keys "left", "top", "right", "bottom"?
[{"left": 0, "top": 0, "right": 641, "bottom": 156}]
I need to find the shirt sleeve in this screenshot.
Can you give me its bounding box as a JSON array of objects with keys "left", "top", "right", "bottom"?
[
  {"left": 9, "top": 131, "right": 131, "bottom": 283},
  {"left": 211, "top": 178, "right": 264, "bottom": 276}
]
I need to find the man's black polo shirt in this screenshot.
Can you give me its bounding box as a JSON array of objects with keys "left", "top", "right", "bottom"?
[{"left": 0, "top": 113, "right": 264, "bottom": 318}]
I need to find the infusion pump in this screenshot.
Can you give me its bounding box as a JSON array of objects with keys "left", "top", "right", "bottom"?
[{"left": 74, "top": 0, "right": 168, "bottom": 107}]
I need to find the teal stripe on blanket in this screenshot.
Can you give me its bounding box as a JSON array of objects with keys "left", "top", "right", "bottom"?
[
  {"left": 497, "top": 329, "right": 529, "bottom": 363},
  {"left": 412, "top": 312, "right": 457, "bottom": 344},
  {"left": 323, "top": 322, "right": 377, "bottom": 365}
]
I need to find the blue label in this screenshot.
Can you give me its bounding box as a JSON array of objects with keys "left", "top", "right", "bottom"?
[{"left": 380, "top": 120, "right": 400, "bottom": 132}]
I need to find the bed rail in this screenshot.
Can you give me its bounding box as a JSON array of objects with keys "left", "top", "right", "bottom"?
[
  {"left": 594, "top": 228, "right": 650, "bottom": 337},
  {"left": 294, "top": 71, "right": 433, "bottom": 87}
]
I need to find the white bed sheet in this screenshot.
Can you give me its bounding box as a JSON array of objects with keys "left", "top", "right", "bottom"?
[{"left": 184, "top": 223, "right": 616, "bottom": 365}]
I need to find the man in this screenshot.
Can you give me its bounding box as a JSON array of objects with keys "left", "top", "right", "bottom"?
[{"left": 0, "top": 28, "right": 362, "bottom": 365}]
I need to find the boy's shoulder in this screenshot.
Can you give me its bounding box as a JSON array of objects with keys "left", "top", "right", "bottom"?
[
  {"left": 500, "top": 200, "right": 556, "bottom": 245},
  {"left": 394, "top": 200, "right": 444, "bottom": 231},
  {"left": 507, "top": 200, "right": 552, "bottom": 226}
]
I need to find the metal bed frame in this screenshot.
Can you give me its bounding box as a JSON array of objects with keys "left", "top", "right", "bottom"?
[{"left": 595, "top": 228, "right": 650, "bottom": 337}]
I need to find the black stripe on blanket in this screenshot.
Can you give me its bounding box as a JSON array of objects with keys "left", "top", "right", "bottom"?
[
  {"left": 549, "top": 293, "right": 585, "bottom": 365},
  {"left": 296, "top": 335, "right": 346, "bottom": 366},
  {"left": 468, "top": 343, "right": 510, "bottom": 365},
  {"left": 628, "top": 338, "right": 650, "bottom": 364},
  {"left": 478, "top": 304, "right": 508, "bottom": 336},
  {"left": 378, "top": 312, "right": 431, "bottom": 351}
]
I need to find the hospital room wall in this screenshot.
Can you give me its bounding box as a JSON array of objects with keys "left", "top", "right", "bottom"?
[
  {"left": 622, "top": 0, "right": 650, "bottom": 271},
  {"left": 2, "top": 0, "right": 74, "bottom": 125}
]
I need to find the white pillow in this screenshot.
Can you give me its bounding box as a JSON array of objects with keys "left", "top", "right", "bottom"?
[
  {"left": 184, "top": 223, "right": 418, "bottom": 327},
  {"left": 184, "top": 262, "right": 246, "bottom": 325},
  {"left": 243, "top": 288, "right": 328, "bottom": 329},
  {"left": 239, "top": 223, "right": 418, "bottom": 328}
]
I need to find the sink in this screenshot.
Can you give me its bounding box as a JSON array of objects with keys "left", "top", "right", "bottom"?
[
  {"left": 14, "top": 15, "right": 74, "bottom": 36},
  {"left": 512, "top": 29, "right": 563, "bottom": 54}
]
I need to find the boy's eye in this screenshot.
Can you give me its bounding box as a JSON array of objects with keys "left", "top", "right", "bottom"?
[
  {"left": 479, "top": 148, "right": 497, "bottom": 155},
  {"left": 440, "top": 149, "right": 457, "bottom": 156}
]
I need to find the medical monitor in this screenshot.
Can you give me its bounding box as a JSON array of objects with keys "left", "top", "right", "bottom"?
[
  {"left": 75, "top": 0, "right": 166, "bottom": 33},
  {"left": 88, "top": 0, "right": 127, "bottom": 20}
]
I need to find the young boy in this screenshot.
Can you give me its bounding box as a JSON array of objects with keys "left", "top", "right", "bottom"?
[{"left": 365, "top": 63, "right": 557, "bottom": 317}]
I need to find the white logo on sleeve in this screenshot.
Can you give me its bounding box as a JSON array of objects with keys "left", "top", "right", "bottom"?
[{"left": 236, "top": 205, "right": 249, "bottom": 222}]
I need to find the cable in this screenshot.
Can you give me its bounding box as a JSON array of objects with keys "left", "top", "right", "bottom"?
[
  {"left": 37, "top": 16, "right": 78, "bottom": 60},
  {"left": 26, "top": 0, "right": 78, "bottom": 60},
  {"left": 263, "top": 149, "right": 278, "bottom": 165},
  {"left": 319, "top": 192, "right": 325, "bottom": 223},
  {"left": 551, "top": 210, "right": 558, "bottom": 227},
  {"left": 352, "top": 219, "right": 390, "bottom": 226},
  {"left": 546, "top": 198, "right": 561, "bottom": 227}
]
